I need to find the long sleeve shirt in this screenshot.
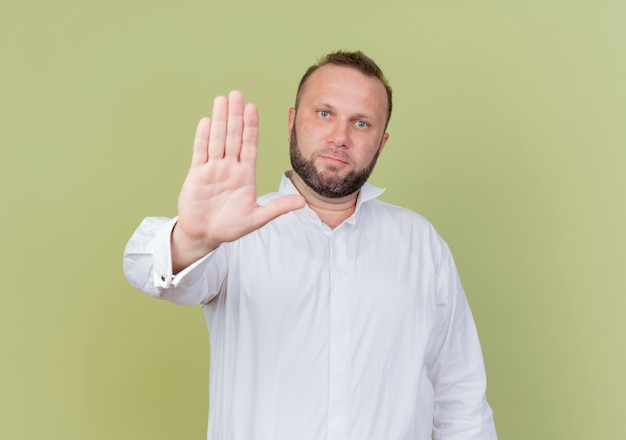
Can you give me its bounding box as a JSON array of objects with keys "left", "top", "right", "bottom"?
[{"left": 123, "top": 174, "right": 497, "bottom": 440}]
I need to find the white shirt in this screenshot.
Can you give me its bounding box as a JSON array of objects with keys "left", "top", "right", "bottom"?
[{"left": 123, "top": 174, "right": 497, "bottom": 440}]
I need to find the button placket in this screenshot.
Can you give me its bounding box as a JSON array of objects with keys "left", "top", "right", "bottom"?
[{"left": 327, "top": 231, "right": 351, "bottom": 440}]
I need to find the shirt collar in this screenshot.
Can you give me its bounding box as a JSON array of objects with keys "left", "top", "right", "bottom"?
[{"left": 278, "top": 172, "right": 385, "bottom": 224}]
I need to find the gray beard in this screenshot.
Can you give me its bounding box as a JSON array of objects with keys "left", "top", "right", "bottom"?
[{"left": 289, "top": 125, "right": 381, "bottom": 199}]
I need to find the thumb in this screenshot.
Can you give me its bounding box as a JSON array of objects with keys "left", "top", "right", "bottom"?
[{"left": 252, "top": 195, "right": 306, "bottom": 228}]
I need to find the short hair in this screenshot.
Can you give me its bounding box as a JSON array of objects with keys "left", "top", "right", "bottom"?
[{"left": 295, "top": 50, "right": 393, "bottom": 127}]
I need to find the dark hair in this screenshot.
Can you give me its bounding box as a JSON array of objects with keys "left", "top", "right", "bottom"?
[{"left": 295, "top": 50, "right": 393, "bottom": 127}]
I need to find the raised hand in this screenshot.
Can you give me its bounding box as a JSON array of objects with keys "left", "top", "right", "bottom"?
[{"left": 172, "top": 91, "right": 305, "bottom": 272}]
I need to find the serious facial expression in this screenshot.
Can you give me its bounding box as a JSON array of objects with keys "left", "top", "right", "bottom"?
[{"left": 288, "top": 64, "right": 390, "bottom": 199}]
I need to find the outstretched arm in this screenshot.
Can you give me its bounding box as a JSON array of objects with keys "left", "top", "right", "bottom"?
[{"left": 172, "top": 91, "right": 305, "bottom": 273}]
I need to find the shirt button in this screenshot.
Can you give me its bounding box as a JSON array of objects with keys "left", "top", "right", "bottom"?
[{"left": 161, "top": 274, "right": 167, "bottom": 281}]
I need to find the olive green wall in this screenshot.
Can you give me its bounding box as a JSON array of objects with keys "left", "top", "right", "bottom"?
[{"left": 2, "top": 1, "right": 624, "bottom": 438}]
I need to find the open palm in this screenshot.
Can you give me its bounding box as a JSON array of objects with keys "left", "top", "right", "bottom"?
[{"left": 173, "top": 91, "right": 304, "bottom": 270}]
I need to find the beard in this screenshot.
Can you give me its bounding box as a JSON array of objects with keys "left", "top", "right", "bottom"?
[{"left": 289, "top": 125, "right": 382, "bottom": 199}]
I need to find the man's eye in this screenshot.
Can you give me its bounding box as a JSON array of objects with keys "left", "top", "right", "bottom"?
[
  {"left": 318, "top": 110, "right": 330, "bottom": 118},
  {"left": 356, "top": 121, "right": 368, "bottom": 128}
]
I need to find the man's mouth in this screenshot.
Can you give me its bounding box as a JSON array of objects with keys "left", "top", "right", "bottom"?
[
  {"left": 319, "top": 155, "right": 349, "bottom": 166},
  {"left": 318, "top": 149, "right": 350, "bottom": 167}
]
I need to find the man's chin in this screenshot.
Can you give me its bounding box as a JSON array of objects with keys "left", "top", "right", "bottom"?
[{"left": 316, "top": 169, "right": 348, "bottom": 186}]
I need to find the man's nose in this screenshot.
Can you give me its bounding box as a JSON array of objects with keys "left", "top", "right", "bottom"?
[{"left": 328, "top": 120, "right": 350, "bottom": 147}]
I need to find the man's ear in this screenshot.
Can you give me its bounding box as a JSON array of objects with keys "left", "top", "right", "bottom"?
[
  {"left": 379, "top": 132, "right": 390, "bottom": 154},
  {"left": 287, "top": 108, "right": 296, "bottom": 142}
]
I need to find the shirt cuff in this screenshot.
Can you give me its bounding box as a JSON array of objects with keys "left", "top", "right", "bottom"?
[{"left": 151, "top": 217, "right": 216, "bottom": 289}]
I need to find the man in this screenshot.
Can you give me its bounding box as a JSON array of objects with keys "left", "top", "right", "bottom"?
[{"left": 124, "top": 50, "right": 497, "bottom": 439}]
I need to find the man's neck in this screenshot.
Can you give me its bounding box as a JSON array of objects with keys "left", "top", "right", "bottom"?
[{"left": 287, "top": 171, "right": 359, "bottom": 229}]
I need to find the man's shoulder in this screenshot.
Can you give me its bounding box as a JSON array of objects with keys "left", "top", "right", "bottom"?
[
  {"left": 364, "top": 198, "right": 432, "bottom": 226},
  {"left": 362, "top": 199, "right": 451, "bottom": 259}
]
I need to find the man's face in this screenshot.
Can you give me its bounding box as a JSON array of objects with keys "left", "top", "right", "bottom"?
[{"left": 288, "top": 64, "right": 390, "bottom": 199}]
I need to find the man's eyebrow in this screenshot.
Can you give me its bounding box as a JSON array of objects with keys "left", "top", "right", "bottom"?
[
  {"left": 314, "top": 102, "right": 377, "bottom": 121},
  {"left": 313, "top": 101, "right": 335, "bottom": 110}
]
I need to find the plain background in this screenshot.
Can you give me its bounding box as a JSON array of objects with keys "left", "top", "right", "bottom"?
[{"left": 2, "top": 0, "right": 625, "bottom": 438}]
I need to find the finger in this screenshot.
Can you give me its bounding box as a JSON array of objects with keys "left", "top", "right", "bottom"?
[
  {"left": 252, "top": 195, "right": 305, "bottom": 228},
  {"left": 239, "top": 102, "right": 259, "bottom": 165},
  {"left": 208, "top": 96, "right": 228, "bottom": 159},
  {"left": 191, "top": 117, "right": 211, "bottom": 166},
  {"left": 224, "top": 91, "right": 245, "bottom": 158}
]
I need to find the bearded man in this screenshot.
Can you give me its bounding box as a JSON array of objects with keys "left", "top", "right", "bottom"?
[{"left": 124, "top": 50, "right": 497, "bottom": 440}]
